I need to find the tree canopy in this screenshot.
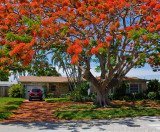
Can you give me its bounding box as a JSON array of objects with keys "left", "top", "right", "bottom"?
[{"left": 0, "top": 0, "right": 160, "bottom": 106}]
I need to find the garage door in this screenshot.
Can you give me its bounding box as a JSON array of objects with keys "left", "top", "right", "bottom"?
[{"left": 26, "top": 85, "right": 44, "bottom": 100}]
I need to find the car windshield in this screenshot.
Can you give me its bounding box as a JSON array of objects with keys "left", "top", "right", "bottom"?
[{"left": 32, "top": 89, "right": 41, "bottom": 92}]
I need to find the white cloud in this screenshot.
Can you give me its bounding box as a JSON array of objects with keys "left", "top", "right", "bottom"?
[{"left": 127, "top": 68, "right": 160, "bottom": 81}]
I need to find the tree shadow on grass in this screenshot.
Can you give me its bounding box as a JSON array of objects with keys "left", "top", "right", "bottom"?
[
  {"left": 1, "top": 116, "right": 160, "bottom": 131},
  {"left": 7, "top": 101, "right": 24, "bottom": 106},
  {"left": 3, "top": 106, "right": 18, "bottom": 111},
  {"left": 0, "top": 112, "right": 12, "bottom": 121}
]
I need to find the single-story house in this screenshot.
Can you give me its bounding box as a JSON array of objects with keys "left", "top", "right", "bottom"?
[
  {"left": 19, "top": 76, "right": 70, "bottom": 99},
  {"left": 123, "top": 77, "right": 147, "bottom": 94},
  {"left": 19, "top": 76, "right": 148, "bottom": 99},
  {"left": 95, "top": 76, "right": 148, "bottom": 94},
  {"left": 0, "top": 81, "right": 18, "bottom": 97}
]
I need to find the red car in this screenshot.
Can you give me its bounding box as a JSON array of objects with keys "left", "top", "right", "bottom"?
[{"left": 29, "top": 88, "right": 43, "bottom": 101}]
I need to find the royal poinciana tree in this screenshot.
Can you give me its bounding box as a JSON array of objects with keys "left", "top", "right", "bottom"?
[{"left": 0, "top": 0, "right": 160, "bottom": 106}]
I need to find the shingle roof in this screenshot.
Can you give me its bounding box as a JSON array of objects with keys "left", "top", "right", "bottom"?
[
  {"left": 19, "top": 76, "right": 147, "bottom": 83},
  {"left": 19, "top": 76, "right": 69, "bottom": 83},
  {"left": 123, "top": 76, "right": 147, "bottom": 81},
  {"left": 96, "top": 76, "right": 147, "bottom": 81}
]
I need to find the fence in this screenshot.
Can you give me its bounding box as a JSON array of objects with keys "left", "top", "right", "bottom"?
[{"left": 0, "top": 86, "right": 10, "bottom": 97}]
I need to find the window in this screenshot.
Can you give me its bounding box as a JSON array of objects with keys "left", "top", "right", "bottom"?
[
  {"left": 32, "top": 89, "right": 41, "bottom": 92},
  {"left": 109, "top": 87, "right": 114, "bottom": 93},
  {"left": 50, "top": 85, "right": 56, "bottom": 91},
  {"left": 129, "top": 84, "right": 141, "bottom": 93}
]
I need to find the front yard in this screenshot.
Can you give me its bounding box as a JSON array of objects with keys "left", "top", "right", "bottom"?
[
  {"left": 0, "top": 97, "right": 24, "bottom": 121},
  {"left": 0, "top": 97, "right": 160, "bottom": 122},
  {"left": 46, "top": 98, "right": 160, "bottom": 120}
]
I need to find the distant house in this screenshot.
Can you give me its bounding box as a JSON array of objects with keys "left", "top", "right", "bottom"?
[
  {"left": 19, "top": 76, "right": 148, "bottom": 99},
  {"left": 19, "top": 76, "right": 70, "bottom": 99},
  {"left": 123, "top": 77, "right": 148, "bottom": 94},
  {"left": 0, "top": 82, "right": 18, "bottom": 97},
  {"left": 95, "top": 76, "right": 148, "bottom": 94}
]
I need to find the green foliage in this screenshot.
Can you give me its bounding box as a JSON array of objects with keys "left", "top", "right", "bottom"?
[
  {"left": 36, "top": 66, "right": 61, "bottom": 76},
  {"left": 0, "top": 97, "right": 24, "bottom": 121},
  {"left": 21, "top": 16, "right": 42, "bottom": 30},
  {"left": 45, "top": 98, "right": 73, "bottom": 103},
  {"left": 147, "top": 79, "right": 160, "bottom": 92},
  {"left": 114, "top": 81, "right": 129, "bottom": 98},
  {"left": 54, "top": 108, "right": 160, "bottom": 120},
  {"left": 61, "top": 26, "right": 68, "bottom": 35},
  {"left": 147, "top": 79, "right": 160, "bottom": 99},
  {"left": 5, "top": 33, "right": 32, "bottom": 43},
  {"left": 129, "top": 28, "right": 147, "bottom": 41},
  {"left": 0, "top": 112, "right": 12, "bottom": 121},
  {"left": 69, "top": 82, "right": 96, "bottom": 102},
  {"left": 46, "top": 93, "right": 55, "bottom": 98},
  {"left": 0, "top": 70, "right": 10, "bottom": 81},
  {"left": 53, "top": 104, "right": 100, "bottom": 111},
  {"left": 108, "top": 93, "right": 114, "bottom": 100},
  {"left": 60, "top": 93, "right": 70, "bottom": 98},
  {"left": 146, "top": 33, "right": 160, "bottom": 40},
  {"left": 90, "top": 39, "right": 97, "bottom": 46},
  {"left": 147, "top": 92, "right": 157, "bottom": 100},
  {"left": 9, "top": 84, "right": 23, "bottom": 98}
]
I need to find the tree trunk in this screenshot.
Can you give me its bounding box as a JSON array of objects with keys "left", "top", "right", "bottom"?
[{"left": 93, "top": 88, "right": 112, "bottom": 107}]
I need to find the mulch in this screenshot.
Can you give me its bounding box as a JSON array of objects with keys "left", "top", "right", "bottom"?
[
  {"left": 112, "top": 101, "right": 160, "bottom": 107},
  {"left": 1, "top": 100, "right": 91, "bottom": 123},
  {"left": 1, "top": 100, "right": 160, "bottom": 123}
]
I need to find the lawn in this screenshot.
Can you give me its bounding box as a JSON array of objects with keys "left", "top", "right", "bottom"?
[
  {"left": 46, "top": 98, "right": 160, "bottom": 120},
  {"left": 0, "top": 97, "right": 24, "bottom": 121},
  {"left": 45, "top": 98, "right": 73, "bottom": 103},
  {"left": 54, "top": 108, "right": 160, "bottom": 120}
]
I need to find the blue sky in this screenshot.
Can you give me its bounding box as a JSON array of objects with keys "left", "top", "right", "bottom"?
[
  {"left": 51, "top": 63, "right": 160, "bottom": 81},
  {"left": 9, "top": 58, "right": 160, "bottom": 82}
]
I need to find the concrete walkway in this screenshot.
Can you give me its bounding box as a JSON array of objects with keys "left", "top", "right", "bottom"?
[{"left": 0, "top": 116, "right": 160, "bottom": 132}]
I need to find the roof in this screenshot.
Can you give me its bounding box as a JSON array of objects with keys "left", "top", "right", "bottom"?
[
  {"left": 0, "top": 81, "right": 18, "bottom": 86},
  {"left": 96, "top": 76, "right": 147, "bottom": 81},
  {"left": 19, "top": 76, "right": 147, "bottom": 84},
  {"left": 19, "top": 76, "right": 69, "bottom": 83},
  {"left": 123, "top": 77, "right": 147, "bottom": 81}
]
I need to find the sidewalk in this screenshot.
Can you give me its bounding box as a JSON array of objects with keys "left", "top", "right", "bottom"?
[{"left": 0, "top": 116, "right": 160, "bottom": 132}]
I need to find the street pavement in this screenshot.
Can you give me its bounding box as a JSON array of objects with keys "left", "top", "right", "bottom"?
[{"left": 0, "top": 116, "right": 160, "bottom": 132}]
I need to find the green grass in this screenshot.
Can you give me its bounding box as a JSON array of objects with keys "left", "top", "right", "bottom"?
[
  {"left": 53, "top": 104, "right": 100, "bottom": 110},
  {"left": 54, "top": 108, "right": 160, "bottom": 120},
  {"left": 0, "top": 97, "right": 24, "bottom": 121},
  {"left": 45, "top": 98, "right": 73, "bottom": 103}
]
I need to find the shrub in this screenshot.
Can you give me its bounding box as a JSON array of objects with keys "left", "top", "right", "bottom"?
[
  {"left": 108, "top": 93, "right": 114, "bottom": 100},
  {"left": 60, "top": 93, "right": 70, "bottom": 98},
  {"left": 9, "top": 84, "right": 22, "bottom": 98},
  {"left": 147, "top": 92, "right": 157, "bottom": 100},
  {"left": 146, "top": 79, "right": 160, "bottom": 100},
  {"left": 46, "top": 93, "right": 55, "bottom": 98},
  {"left": 114, "top": 81, "right": 129, "bottom": 99},
  {"left": 147, "top": 79, "right": 160, "bottom": 93},
  {"left": 70, "top": 82, "right": 96, "bottom": 102}
]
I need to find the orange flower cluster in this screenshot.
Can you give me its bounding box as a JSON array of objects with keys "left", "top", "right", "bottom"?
[
  {"left": 0, "top": 0, "right": 159, "bottom": 70},
  {"left": 77, "top": 22, "right": 86, "bottom": 28},
  {"left": 105, "top": 36, "right": 112, "bottom": 42},
  {"left": 91, "top": 48, "right": 99, "bottom": 55},
  {"left": 67, "top": 39, "right": 83, "bottom": 55},
  {"left": 71, "top": 54, "right": 79, "bottom": 65}
]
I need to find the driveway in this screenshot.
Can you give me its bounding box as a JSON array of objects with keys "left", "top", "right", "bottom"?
[
  {"left": 1, "top": 100, "right": 58, "bottom": 122},
  {"left": 0, "top": 116, "right": 160, "bottom": 132},
  {"left": 1, "top": 100, "right": 88, "bottom": 122}
]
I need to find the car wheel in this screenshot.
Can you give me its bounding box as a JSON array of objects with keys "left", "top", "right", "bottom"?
[
  {"left": 40, "top": 98, "right": 43, "bottom": 101},
  {"left": 29, "top": 98, "right": 32, "bottom": 101}
]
